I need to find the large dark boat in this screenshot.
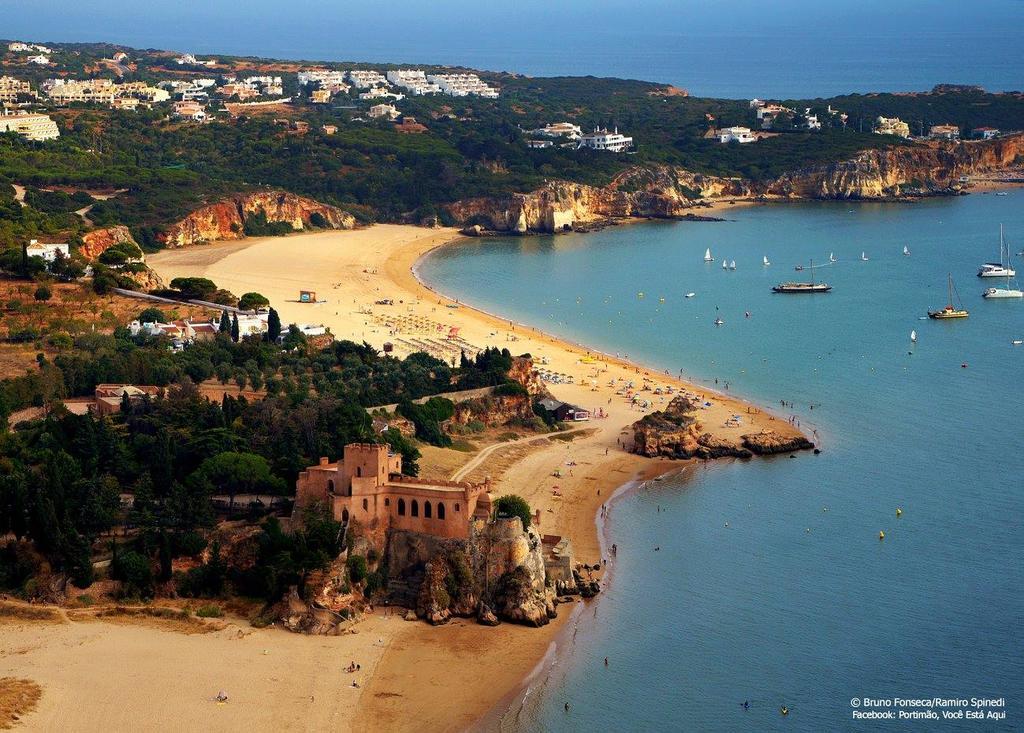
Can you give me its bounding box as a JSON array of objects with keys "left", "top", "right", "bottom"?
[{"left": 772, "top": 260, "right": 831, "bottom": 293}]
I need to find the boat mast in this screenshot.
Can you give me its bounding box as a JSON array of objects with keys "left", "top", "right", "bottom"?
[{"left": 947, "top": 273, "right": 954, "bottom": 308}]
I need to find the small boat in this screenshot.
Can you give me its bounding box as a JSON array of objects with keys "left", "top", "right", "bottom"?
[
  {"left": 763, "top": 255, "right": 771, "bottom": 266},
  {"left": 995, "top": 192, "right": 1009, "bottom": 197},
  {"left": 1013, "top": 339, "right": 1023, "bottom": 345},
  {"left": 910, "top": 329, "right": 917, "bottom": 343},
  {"left": 928, "top": 274, "right": 969, "bottom": 319},
  {"left": 903, "top": 245, "right": 911, "bottom": 256},
  {"left": 714, "top": 317, "right": 724, "bottom": 326},
  {"left": 704, "top": 247, "right": 714, "bottom": 262},
  {"left": 794, "top": 265, "right": 804, "bottom": 272},
  {"left": 637, "top": 291, "right": 645, "bottom": 298},
  {"left": 983, "top": 226, "right": 1022, "bottom": 298},
  {"left": 684, "top": 292, "right": 696, "bottom": 298},
  {"left": 861, "top": 252, "right": 869, "bottom": 261},
  {"left": 722, "top": 260, "right": 728, "bottom": 270},
  {"left": 773, "top": 260, "right": 831, "bottom": 293},
  {"left": 829, "top": 252, "right": 837, "bottom": 263},
  {"left": 729, "top": 260, "right": 737, "bottom": 270}
]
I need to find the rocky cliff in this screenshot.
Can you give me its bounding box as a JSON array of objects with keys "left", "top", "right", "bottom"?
[
  {"left": 80, "top": 225, "right": 139, "bottom": 261},
  {"left": 766, "top": 134, "right": 1024, "bottom": 198},
  {"left": 387, "top": 518, "right": 556, "bottom": 627},
  {"left": 447, "top": 166, "right": 746, "bottom": 235},
  {"left": 446, "top": 134, "right": 1024, "bottom": 234},
  {"left": 159, "top": 190, "right": 356, "bottom": 248}
]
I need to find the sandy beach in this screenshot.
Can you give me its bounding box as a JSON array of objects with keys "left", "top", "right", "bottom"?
[{"left": 0, "top": 222, "right": 806, "bottom": 732}]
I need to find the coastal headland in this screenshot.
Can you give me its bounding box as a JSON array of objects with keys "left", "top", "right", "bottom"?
[{"left": 139, "top": 222, "right": 808, "bottom": 731}]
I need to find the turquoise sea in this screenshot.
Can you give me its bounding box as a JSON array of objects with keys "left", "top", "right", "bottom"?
[{"left": 418, "top": 191, "right": 1024, "bottom": 731}]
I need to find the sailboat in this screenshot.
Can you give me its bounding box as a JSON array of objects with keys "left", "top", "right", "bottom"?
[
  {"left": 763, "top": 255, "right": 771, "bottom": 266},
  {"left": 928, "top": 274, "right": 969, "bottom": 319},
  {"left": 829, "top": 252, "right": 837, "bottom": 263},
  {"left": 910, "top": 329, "right": 917, "bottom": 343},
  {"left": 861, "top": 252, "right": 869, "bottom": 261},
  {"left": 773, "top": 259, "right": 832, "bottom": 293},
  {"left": 729, "top": 260, "right": 737, "bottom": 270},
  {"left": 982, "top": 226, "right": 1023, "bottom": 298},
  {"left": 903, "top": 245, "right": 911, "bottom": 256},
  {"left": 704, "top": 247, "right": 714, "bottom": 262},
  {"left": 722, "top": 259, "right": 728, "bottom": 270}
]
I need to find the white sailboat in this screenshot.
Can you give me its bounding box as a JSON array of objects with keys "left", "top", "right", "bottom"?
[
  {"left": 861, "top": 251, "right": 869, "bottom": 261},
  {"left": 829, "top": 252, "right": 837, "bottom": 263},
  {"left": 903, "top": 245, "right": 911, "bottom": 256},
  {"left": 910, "top": 329, "right": 917, "bottom": 343},
  {"left": 704, "top": 247, "right": 714, "bottom": 262},
  {"left": 982, "top": 225, "right": 1023, "bottom": 298},
  {"left": 763, "top": 255, "right": 771, "bottom": 266},
  {"left": 729, "top": 260, "right": 737, "bottom": 270},
  {"left": 722, "top": 259, "right": 728, "bottom": 270}
]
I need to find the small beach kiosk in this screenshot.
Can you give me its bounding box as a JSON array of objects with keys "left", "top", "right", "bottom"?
[{"left": 299, "top": 290, "right": 317, "bottom": 303}]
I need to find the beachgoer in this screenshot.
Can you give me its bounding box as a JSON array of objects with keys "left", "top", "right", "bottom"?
[
  {"left": 216, "top": 691, "right": 228, "bottom": 702},
  {"left": 565, "top": 702, "right": 571, "bottom": 712},
  {"left": 604, "top": 657, "right": 609, "bottom": 666}
]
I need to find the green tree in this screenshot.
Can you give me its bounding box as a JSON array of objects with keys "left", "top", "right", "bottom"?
[
  {"left": 238, "top": 292, "right": 270, "bottom": 311},
  {"left": 138, "top": 307, "right": 166, "bottom": 324},
  {"left": 494, "top": 494, "right": 532, "bottom": 529},
  {"left": 267, "top": 307, "right": 282, "bottom": 342},
  {"left": 34, "top": 285, "right": 52, "bottom": 302},
  {"left": 218, "top": 310, "right": 231, "bottom": 335},
  {"left": 230, "top": 314, "right": 239, "bottom": 342},
  {"left": 191, "top": 451, "right": 285, "bottom": 513}
]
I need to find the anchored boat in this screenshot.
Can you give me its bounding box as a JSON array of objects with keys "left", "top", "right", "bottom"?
[
  {"left": 773, "top": 260, "right": 832, "bottom": 293},
  {"left": 928, "top": 274, "right": 969, "bottom": 319},
  {"left": 981, "top": 226, "right": 1022, "bottom": 298}
]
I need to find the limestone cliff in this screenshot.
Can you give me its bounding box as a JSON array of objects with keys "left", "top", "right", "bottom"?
[
  {"left": 388, "top": 518, "right": 555, "bottom": 627},
  {"left": 80, "top": 225, "right": 138, "bottom": 261},
  {"left": 446, "top": 134, "right": 1024, "bottom": 234},
  {"left": 447, "top": 166, "right": 745, "bottom": 234},
  {"left": 159, "top": 190, "right": 356, "bottom": 248},
  {"left": 766, "top": 134, "right": 1024, "bottom": 198}
]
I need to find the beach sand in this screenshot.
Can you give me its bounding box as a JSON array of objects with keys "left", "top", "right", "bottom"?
[{"left": 9, "top": 222, "right": 802, "bottom": 733}]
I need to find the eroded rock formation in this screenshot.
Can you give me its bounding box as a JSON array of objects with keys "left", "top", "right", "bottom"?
[
  {"left": 446, "top": 134, "right": 1024, "bottom": 233},
  {"left": 159, "top": 190, "right": 355, "bottom": 248},
  {"left": 741, "top": 430, "right": 815, "bottom": 455},
  {"left": 632, "top": 396, "right": 750, "bottom": 459},
  {"left": 80, "top": 225, "right": 138, "bottom": 261}
]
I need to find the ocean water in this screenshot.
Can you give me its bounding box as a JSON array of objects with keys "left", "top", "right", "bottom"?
[
  {"left": 6, "top": 0, "right": 1024, "bottom": 97},
  {"left": 418, "top": 191, "right": 1024, "bottom": 731}
]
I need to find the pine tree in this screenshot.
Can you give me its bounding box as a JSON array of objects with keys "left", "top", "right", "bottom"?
[
  {"left": 230, "top": 314, "right": 240, "bottom": 342},
  {"left": 267, "top": 307, "right": 281, "bottom": 343}
]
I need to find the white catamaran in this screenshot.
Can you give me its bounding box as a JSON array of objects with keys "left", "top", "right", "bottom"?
[{"left": 982, "top": 225, "right": 1022, "bottom": 299}]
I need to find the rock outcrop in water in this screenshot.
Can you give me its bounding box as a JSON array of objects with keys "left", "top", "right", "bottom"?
[
  {"left": 446, "top": 134, "right": 1024, "bottom": 234},
  {"left": 159, "top": 190, "right": 355, "bottom": 248},
  {"left": 741, "top": 430, "right": 815, "bottom": 455}
]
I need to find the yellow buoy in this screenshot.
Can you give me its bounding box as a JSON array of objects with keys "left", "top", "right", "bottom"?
[
  {"left": 879, "top": 531, "right": 885, "bottom": 540},
  {"left": 896, "top": 508, "right": 903, "bottom": 517}
]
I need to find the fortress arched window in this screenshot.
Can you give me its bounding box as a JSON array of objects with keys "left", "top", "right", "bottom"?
[
  {"left": 455, "top": 503, "right": 460, "bottom": 513},
  {"left": 385, "top": 498, "right": 390, "bottom": 507},
  {"left": 437, "top": 503, "right": 446, "bottom": 520},
  {"left": 327, "top": 480, "right": 335, "bottom": 493},
  {"left": 356, "top": 466, "right": 362, "bottom": 477},
  {"left": 363, "top": 498, "right": 368, "bottom": 512},
  {"left": 342, "top": 509, "right": 349, "bottom": 523},
  {"left": 398, "top": 498, "right": 406, "bottom": 516},
  {"left": 424, "top": 501, "right": 432, "bottom": 519},
  {"left": 411, "top": 500, "right": 419, "bottom": 517}
]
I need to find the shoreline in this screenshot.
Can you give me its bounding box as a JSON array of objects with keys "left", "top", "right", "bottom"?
[{"left": 142, "top": 219, "right": 809, "bottom": 733}]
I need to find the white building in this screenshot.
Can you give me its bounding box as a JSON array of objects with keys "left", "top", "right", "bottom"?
[
  {"left": 27, "top": 55, "right": 51, "bottom": 66},
  {"left": 368, "top": 103, "right": 400, "bottom": 120},
  {"left": 529, "top": 122, "right": 582, "bottom": 140},
  {"left": 386, "top": 70, "right": 441, "bottom": 95},
  {"left": 348, "top": 70, "right": 388, "bottom": 89},
  {"left": 175, "top": 53, "right": 216, "bottom": 67},
  {"left": 718, "top": 126, "right": 756, "bottom": 143},
  {"left": 25, "top": 240, "right": 70, "bottom": 262},
  {"left": 359, "top": 87, "right": 404, "bottom": 101},
  {"left": 578, "top": 127, "right": 633, "bottom": 152},
  {"left": 526, "top": 139, "right": 553, "bottom": 149},
  {"left": 0, "top": 112, "right": 60, "bottom": 141},
  {"left": 8, "top": 42, "right": 32, "bottom": 52},
  {"left": 874, "top": 116, "right": 911, "bottom": 138},
  {"left": 426, "top": 73, "right": 499, "bottom": 98},
  {"left": 803, "top": 109, "right": 822, "bottom": 130},
  {"left": 236, "top": 313, "right": 269, "bottom": 337}
]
